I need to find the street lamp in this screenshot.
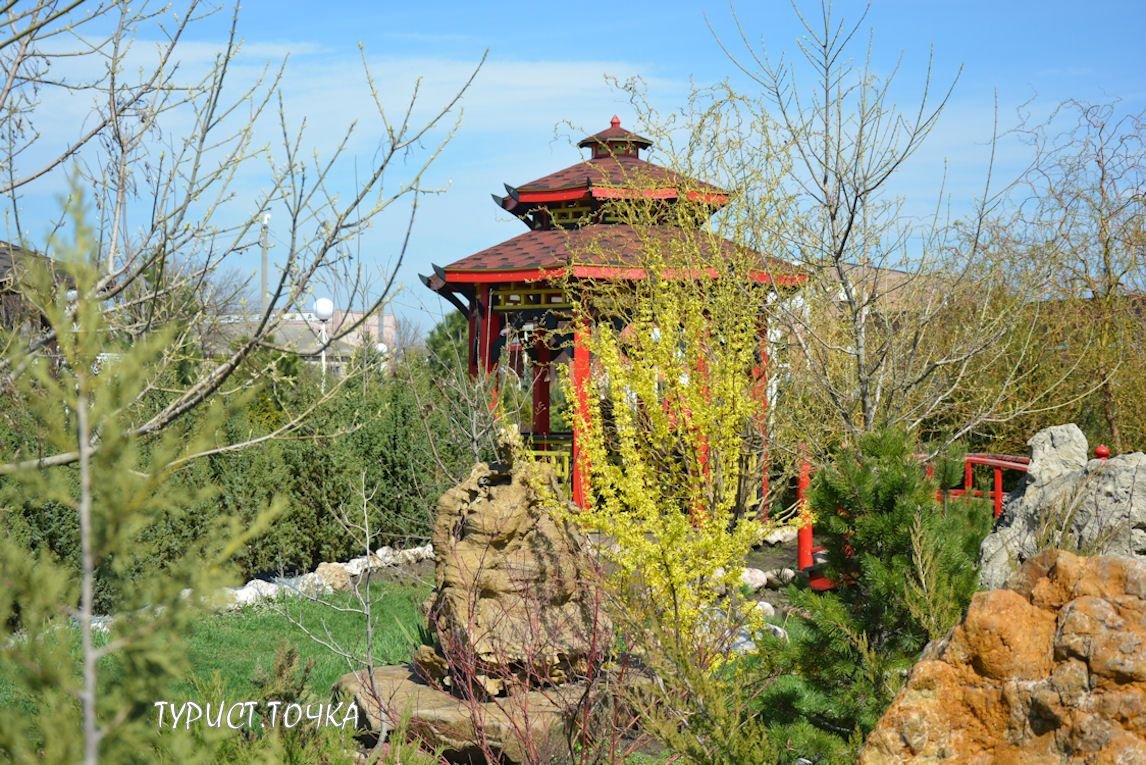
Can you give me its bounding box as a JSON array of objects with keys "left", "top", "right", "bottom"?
[{"left": 314, "top": 297, "right": 334, "bottom": 391}]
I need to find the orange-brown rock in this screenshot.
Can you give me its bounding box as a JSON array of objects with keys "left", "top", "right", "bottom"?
[{"left": 861, "top": 550, "right": 1146, "bottom": 764}]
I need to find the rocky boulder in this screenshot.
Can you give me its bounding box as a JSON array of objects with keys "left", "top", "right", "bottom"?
[
  {"left": 860, "top": 550, "right": 1146, "bottom": 763},
  {"left": 979, "top": 424, "right": 1146, "bottom": 589},
  {"left": 427, "top": 460, "right": 607, "bottom": 685},
  {"left": 334, "top": 665, "right": 580, "bottom": 764},
  {"left": 315, "top": 562, "right": 352, "bottom": 593}
]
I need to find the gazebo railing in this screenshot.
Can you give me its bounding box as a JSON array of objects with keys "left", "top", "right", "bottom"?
[{"left": 522, "top": 431, "right": 573, "bottom": 483}]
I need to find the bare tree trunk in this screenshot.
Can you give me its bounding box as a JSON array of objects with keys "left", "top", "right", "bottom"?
[
  {"left": 1101, "top": 379, "right": 1123, "bottom": 453},
  {"left": 76, "top": 369, "right": 100, "bottom": 765}
]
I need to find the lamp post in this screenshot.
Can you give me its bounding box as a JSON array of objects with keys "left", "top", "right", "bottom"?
[{"left": 314, "top": 297, "right": 334, "bottom": 392}]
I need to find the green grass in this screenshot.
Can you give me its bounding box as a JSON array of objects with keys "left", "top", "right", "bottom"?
[
  {"left": 179, "top": 582, "right": 431, "bottom": 697},
  {"left": 0, "top": 581, "right": 431, "bottom": 709}
]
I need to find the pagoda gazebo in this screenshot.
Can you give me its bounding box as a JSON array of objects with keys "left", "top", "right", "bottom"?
[{"left": 422, "top": 116, "right": 802, "bottom": 507}]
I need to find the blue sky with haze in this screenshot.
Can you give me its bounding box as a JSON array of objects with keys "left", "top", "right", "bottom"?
[{"left": 14, "top": 1, "right": 1146, "bottom": 333}]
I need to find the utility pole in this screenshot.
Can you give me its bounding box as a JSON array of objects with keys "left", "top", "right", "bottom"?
[{"left": 260, "top": 213, "right": 270, "bottom": 314}]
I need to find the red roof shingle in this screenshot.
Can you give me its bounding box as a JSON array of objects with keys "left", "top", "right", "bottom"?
[
  {"left": 577, "top": 115, "right": 654, "bottom": 151},
  {"left": 443, "top": 224, "right": 800, "bottom": 284},
  {"left": 514, "top": 155, "right": 723, "bottom": 197}
]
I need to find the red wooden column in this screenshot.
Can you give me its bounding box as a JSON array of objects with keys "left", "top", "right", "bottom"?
[
  {"left": 476, "top": 285, "right": 500, "bottom": 374},
  {"left": 571, "top": 318, "right": 591, "bottom": 508},
  {"left": 531, "top": 331, "right": 551, "bottom": 438},
  {"left": 475, "top": 284, "right": 502, "bottom": 410},
  {"left": 753, "top": 319, "right": 770, "bottom": 519},
  {"left": 796, "top": 446, "right": 814, "bottom": 571},
  {"left": 993, "top": 467, "right": 1004, "bottom": 518}
]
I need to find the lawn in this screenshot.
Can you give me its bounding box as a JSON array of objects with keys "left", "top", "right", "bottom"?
[
  {"left": 0, "top": 581, "right": 432, "bottom": 715},
  {"left": 178, "top": 582, "right": 431, "bottom": 698}
]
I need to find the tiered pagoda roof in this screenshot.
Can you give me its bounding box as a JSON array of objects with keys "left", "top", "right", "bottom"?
[
  {"left": 423, "top": 116, "right": 800, "bottom": 296},
  {"left": 442, "top": 225, "right": 794, "bottom": 282}
]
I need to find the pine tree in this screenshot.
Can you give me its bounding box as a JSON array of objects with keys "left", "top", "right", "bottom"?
[
  {"left": 770, "top": 429, "right": 988, "bottom": 749},
  {"left": 0, "top": 203, "right": 282, "bottom": 762}
]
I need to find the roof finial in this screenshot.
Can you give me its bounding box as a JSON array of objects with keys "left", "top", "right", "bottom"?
[{"left": 610, "top": 115, "right": 621, "bottom": 128}]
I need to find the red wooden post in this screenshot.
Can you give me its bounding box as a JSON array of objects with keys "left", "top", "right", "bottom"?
[
  {"left": 474, "top": 285, "right": 503, "bottom": 410},
  {"left": 476, "top": 285, "right": 497, "bottom": 373},
  {"left": 531, "top": 331, "right": 551, "bottom": 439},
  {"left": 964, "top": 460, "right": 973, "bottom": 496},
  {"left": 467, "top": 309, "right": 478, "bottom": 378},
  {"left": 571, "top": 318, "right": 591, "bottom": 509},
  {"left": 993, "top": 467, "right": 1003, "bottom": 518},
  {"left": 754, "top": 326, "right": 770, "bottom": 520},
  {"left": 797, "top": 448, "right": 814, "bottom": 571}
]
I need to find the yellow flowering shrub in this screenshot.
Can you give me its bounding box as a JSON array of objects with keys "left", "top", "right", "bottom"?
[{"left": 558, "top": 228, "right": 784, "bottom": 653}]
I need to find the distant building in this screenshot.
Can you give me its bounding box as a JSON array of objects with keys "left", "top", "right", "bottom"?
[
  {"left": 0, "top": 239, "right": 69, "bottom": 333},
  {"left": 211, "top": 308, "right": 398, "bottom": 378}
]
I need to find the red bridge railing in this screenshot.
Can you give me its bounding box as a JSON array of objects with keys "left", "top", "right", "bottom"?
[
  {"left": 949, "top": 453, "right": 1031, "bottom": 518},
  {"left": 795, "top": 444, "right": 1112, "bottom": 589}
]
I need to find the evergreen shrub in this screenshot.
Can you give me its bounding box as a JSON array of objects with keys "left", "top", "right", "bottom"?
[{"left": 758, "top": 429, "right": 991, "bottom": 761}]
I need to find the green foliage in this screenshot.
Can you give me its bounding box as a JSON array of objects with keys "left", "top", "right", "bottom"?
[
  {"left": 761, "top": 429, "right": 990, "bottom": 746},
  {"left": 0, "top": 204, "right": 274, "bottom": 763},
  {"left": 209, "top": 346, "right": 485, "bottom": 578},
  {"left": 635, "top": 651, "right": 779, "bottom": 765},
  {"left": 424, "top": 310, "right": 469, "bottom": 378},
  {"left": 0, "top": 329, "right": 485, "bottom": 587}
]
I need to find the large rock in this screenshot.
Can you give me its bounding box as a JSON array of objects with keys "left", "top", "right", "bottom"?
[
  {"left": 860, "top": 550, "right": 1146, "bottom": 764},
  {"left": 315, "top": 562, "right": 352, "bottom": 593},
  {"left": 331, "top": 460, "right": 608, "bottom": 762},
  {"left": 979, "top": 424, "right": 1146, "bottom": 589},
  {"left": 427, "top": 460, "right": 607, "bottom": 683},
  {"left": 335, "top": 665, "right": 580, "bottom": 764}
]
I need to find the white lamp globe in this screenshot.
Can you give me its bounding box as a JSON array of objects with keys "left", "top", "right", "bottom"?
[{"left": 314, "top": 297, "right": 334, "bottom": 322}]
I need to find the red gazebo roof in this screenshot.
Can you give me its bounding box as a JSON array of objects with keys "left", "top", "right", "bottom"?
[
  {"left": 424, "top": 116, "right": 806, "bottom": 296},
  {"left": 494, "top": 115, "right": 727, "bottom": 214},
  {"left": 577, "top": 115, "right": 653, "bottom": 152},
  {"left": 440, "top": 224, "right": 802, "bottom": 285},
  {"left": 499, "top": 156, "right": 727, "bottom": 210}
]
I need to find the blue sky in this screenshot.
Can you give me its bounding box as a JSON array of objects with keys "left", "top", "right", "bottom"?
[{"left": 12, "top": 1, "right": 1146, "bottom": 333}]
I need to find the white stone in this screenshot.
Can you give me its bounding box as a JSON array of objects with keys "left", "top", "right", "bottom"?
[
  {"left": 343, "top": 557, "right": 370, "bottom": 577},
  {"left": 740, "top": 568, "right": 770, "bottom": 592},
  {"left": 752, "top": 600, "right": 776, "bottom": 619},
  {"left": 374, "top": 546, "right": 395, "bottom": 566},
  {"left": 229, "top": 579, "right": 280, "bottom": 607},
  {"left": 764, "top": 623, "right": 788, "bottom": 641},
  {"left": 284, "top": 572, "right": 331, "bottom": 598},
  {"left": 762, "top": 526, "right": 799, "bottom": 546},
  {"left": 979, "top": 423, "right": 1146, "bottom": 589},
  {"left": 764, "top": 568, "right": 796, "bottom": 589}
]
